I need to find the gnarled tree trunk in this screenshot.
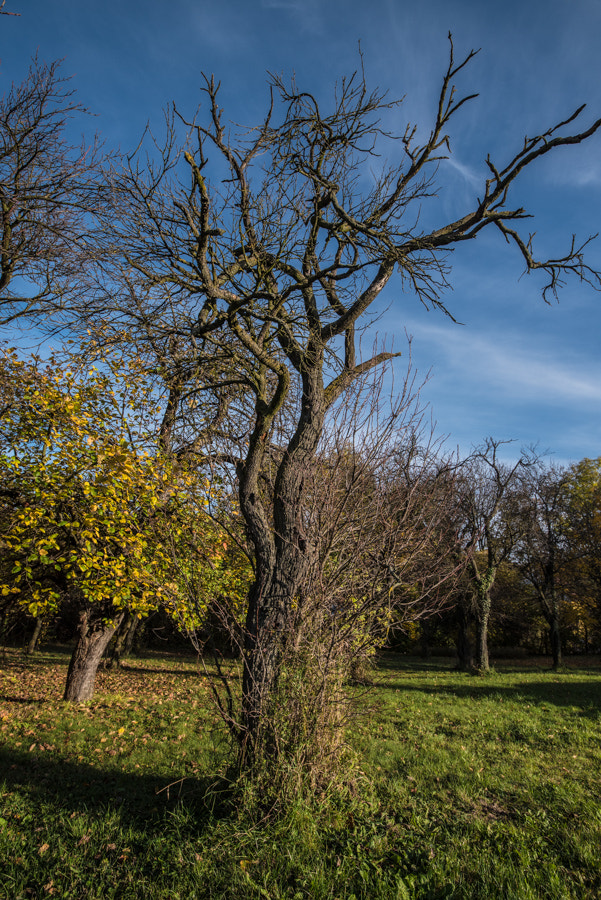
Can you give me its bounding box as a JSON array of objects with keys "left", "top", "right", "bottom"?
[
  {"left": 239, "top": 364, "right": 325, "bottom": 764},
  {"left": 64, "top": 607, "right": 124, "bottom": 702}
]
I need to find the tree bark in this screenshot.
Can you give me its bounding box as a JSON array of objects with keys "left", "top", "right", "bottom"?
[
  {"left": 26, "top": 617, "right": 43, "bottom": 655},
  {"left": 63, "top": 608, "right": 124, "bottom": 702},
  {"left": 106, "top": 611, "right": 138, "bottom": 669},
  {"left": 535, "top": 579, "right": 562, "bottom": 670},
  {"left": 240, "top": 360, "right": 325, "bottom": 762},
  {"left": 474, "top": 590, "right": 491, "bottom": 672}
]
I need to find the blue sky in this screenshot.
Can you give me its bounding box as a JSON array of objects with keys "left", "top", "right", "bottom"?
[{"left": 2, "top": 0, "right": 600, "bottom": 464}]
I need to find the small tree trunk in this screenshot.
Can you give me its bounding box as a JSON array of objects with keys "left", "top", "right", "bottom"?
[
  {"left": 474, "top": 591, "right": 491, "bottom": 672},
  {"left": 0, "top": 601, "right": 14, "bottom": 651},
  {"left": 539, "top": 588, "right": 562, "bottom": 670},
  {"left": 455, "top": 603, "right": 473, "bottom": 671},
  {"left": 63, "top": 608, "right": 124, "bottom": 702},
  {"left": 105, "top": 612, "right": 134, "bottom": 669},
  {"left": 549, "top": 615, "right": 562, "bottom": 670},
  {"left": 26, "top": 617, "right": 43, "bottom": 655},
  {"left": 123, "top": 613, "right": 140, "bottom": 657}
]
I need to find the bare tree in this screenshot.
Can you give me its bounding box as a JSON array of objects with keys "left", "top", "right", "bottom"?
[
  {"left": 296, "top": 364, "right": 464, "bottom": 667},
  {"left": 458, "top": 439, "right": 537, "bottom": 671},
  {"left": 0, "top": 57, "right": 103, "bottom": 326},
  {"left": 75, "top": 38, "right": 601, "bottom": 765}
]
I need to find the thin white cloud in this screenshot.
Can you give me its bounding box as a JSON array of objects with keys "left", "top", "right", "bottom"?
[
  {"left": 546, "top": 154, "right": 601, "bottom": 189},
  {"left": 409, "top": 321, "right": 601, "bottom": 406},
  {"left": 442, "top": 156, "right": 481, "bottom": 188}
]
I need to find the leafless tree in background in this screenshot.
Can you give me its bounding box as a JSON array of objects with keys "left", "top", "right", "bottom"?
[
  {"left": 0, "top": 58, "right": 104, "bottom": 326},
  {"left": 457, "top": 438, "right": 538, "bottom": 671}
]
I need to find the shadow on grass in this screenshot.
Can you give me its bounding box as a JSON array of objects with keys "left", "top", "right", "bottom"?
[
  {"left": 0, "top": 743, "right": 235, "bottom": 831},
  {"left": 0, "top": 694, "right": 47, "bottom": 704},
  {"left": 377, "top": 652, "right": 601, "bottom": 673},
  {"left": 118, "top": 664, "right": 206, "bottom": 677},
  {"left": 374, "top": 673, "right": 601, "bottom": 713},
  {"left": 1, "top": 650, "right": 71, "bottom": 668},
  {"left": 1, "top": 646, "right": 237, "bottom": 679}
]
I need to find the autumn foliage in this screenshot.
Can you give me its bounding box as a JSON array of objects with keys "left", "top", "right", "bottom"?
[{"left": 0, "top": 347, "right": 251, "bottom": 699}]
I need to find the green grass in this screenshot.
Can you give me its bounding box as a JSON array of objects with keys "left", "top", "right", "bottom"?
[{"left": 1, "top": 648, "right": 600, "bottom": 898}]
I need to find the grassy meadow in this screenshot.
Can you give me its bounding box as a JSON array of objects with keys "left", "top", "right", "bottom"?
[{"left": 1, "top": 648, "right": 600, "bottom": 899}]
